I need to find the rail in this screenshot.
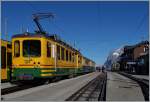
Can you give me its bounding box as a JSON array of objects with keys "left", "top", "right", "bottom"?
[{"left": 66, "top": 72, "right": 107, "bottom": 101}]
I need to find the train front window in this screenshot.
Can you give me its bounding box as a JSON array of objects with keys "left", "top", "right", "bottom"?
[
  {"left": 23, "top": 40, "right": 41, "bottom": 57},
  {"left": 14, "top": 40, "right": 20, "bottom": 57}
]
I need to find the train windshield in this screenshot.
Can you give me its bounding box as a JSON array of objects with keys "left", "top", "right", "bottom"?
[{"left": 23, "top": 40, "right": 41, "bottom": 57}]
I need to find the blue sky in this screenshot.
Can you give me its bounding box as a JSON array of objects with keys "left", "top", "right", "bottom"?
[{"left": 1, "top": 1, "right": 149, "bottom": 65}]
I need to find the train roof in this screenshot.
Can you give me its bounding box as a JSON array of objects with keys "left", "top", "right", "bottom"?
[
  {"left": 12, "top": 33, "right": 80, "bottom": 53},
  {"left": 12, "top": 33, "right": 46, "bottom": 38},
  {"left": 83, "top": 56, "right": 95, "bottom": 63},
  {"left": 12, "top": 33, "right": 96, "bottom": 62}
]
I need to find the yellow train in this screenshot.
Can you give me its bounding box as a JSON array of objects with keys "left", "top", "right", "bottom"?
[
  {"left": 1, "top": 39, "right": 12, "bottom": 82},
  {"left": 1, "top": 13, "right": 95, "bottom": 82},
  {"left": 11, "top": 33, "right": 95, "bottom": 81}
]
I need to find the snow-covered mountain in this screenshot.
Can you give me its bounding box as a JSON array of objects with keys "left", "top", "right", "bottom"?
[{"left": 104, "top": 47, "right": 124, "bottom": 70}]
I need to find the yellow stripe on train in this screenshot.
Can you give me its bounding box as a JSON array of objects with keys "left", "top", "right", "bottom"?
[
  {"left": 41, "top": 70, "right": 55, "bottom": 72},
  {"left": 41, "top": 73, "right": 53, "bottom": 76}
]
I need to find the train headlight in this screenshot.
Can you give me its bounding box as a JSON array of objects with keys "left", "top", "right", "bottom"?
[{"left": 34, "top": 65, "right": 40, "bottom": 68}]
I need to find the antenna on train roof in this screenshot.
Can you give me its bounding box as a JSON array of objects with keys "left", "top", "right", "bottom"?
[{"left": 32, "top": 12, "right": 54, "bottom": 35}]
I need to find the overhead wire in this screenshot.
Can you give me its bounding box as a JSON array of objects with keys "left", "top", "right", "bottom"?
[
  {"left": 136, "top": 13, "right": 148, "bottom": 32},
  {"left": 25, "top": 1, "right": 68, "bottom": 36},
  {"left": 23, "top": 1, "right": 87, "bottom": 52},
  {"left": 135, "top": 12, "right": 149, "bottom": 41}
]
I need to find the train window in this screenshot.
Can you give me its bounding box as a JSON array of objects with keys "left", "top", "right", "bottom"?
[
  {"left": 57, "top": 45, "right": 61, "bottom": 60},
  {"left": 14, "top": 40, "right": 20, "bottom": 57},
  {"left": 7, "top": 44, "right": 12, "bottom": 49},
  {"left": 1, "top": 46, "right": 6, "bottom": 68},
  {"left": 66, "top": 50, "right": 68, "bottom": 61},
  {"left": 69, "top": 52, "right": 72, "bottom": 62},
  {"left": 23, "top": 40, "right": 41, "bottom": 57},
  {"left": 72, "top": 53, "right": 74, "bottom": 62},
  {"left": 80, "top": 56, "right": 82, "bottom": 64},
  {"left": 78, "top": 56, "right": 81, "bottom": 64},
  {"left": 74, "top": 54, "right": 76, "bottom": 62},
  {"left": 68, "top": 52, "right": 70, "bottom": 61},
  {"left": 61, "top": 47, "right": 65, "bottom": 60},
  {"left": 73, "top": 53, "right": 75, "bottom": 62},
  {"left": 47, "top": 42, "right": 51, "bottom": 57},
  {"left": 7, "top": 52, "right": 12, "bottom": 67}
]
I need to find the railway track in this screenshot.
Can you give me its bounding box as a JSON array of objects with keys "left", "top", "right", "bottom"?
[
  {"left": 118, "top": 72, "right": 149, "bottom": 101},
  {"left": 1, "top": 77, "right": 62, "bottom": 95},
  {"left": 66, "top": 72, "right": 107, "bottom": 101},
  {"left": 1, "top": 83, "right": 43, "bottom": 95}
]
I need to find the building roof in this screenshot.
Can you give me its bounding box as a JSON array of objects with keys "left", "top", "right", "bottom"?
[{"left": 124, "top": 40, "right": 149, "bottom": 51}]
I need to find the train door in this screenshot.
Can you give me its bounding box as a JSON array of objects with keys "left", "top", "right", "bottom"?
[
  {"left": 1, "top": 46, "right": 7, "bottom": 80},
  {"left": 52, "top": 43, "right": 57, "bottom": 71}
]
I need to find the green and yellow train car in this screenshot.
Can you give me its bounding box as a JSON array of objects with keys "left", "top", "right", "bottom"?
[
  {"left": 1, "top": 39, "right": 12, "bottom": 82},
  {"left": 82, "top": 57, "right": 96, "bottom": 73},
  {"left": 12, "top": 33, "right": 95, "bottom": 81}
]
